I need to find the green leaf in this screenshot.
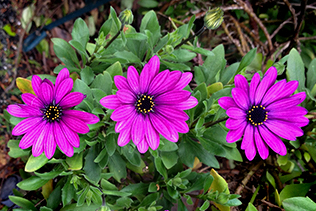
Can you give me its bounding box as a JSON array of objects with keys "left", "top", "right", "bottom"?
[
  {"left": 160, "top": 151, "right": 178, "bottom": 169},
  {"left": 17, "top": 176, "right": 49, "bottom": 191},
  {"left": 108, "top": 151, "right": 127, "bottom": 182},
  {"left": 61, "top": 177, "right": 76, "bottom": 206},
  {"left": 236, "top": 48, "right": 257, "bottom": 74},
  {"left": 25, "top": 154, "right": 48, "bottom": 172},
  {"left": 90, "top": 72, "right": 112, "bottom": 95},
  {"left": 266, "top": 171, "right": 276, "bottom": 189},
  {"left": 306, "top": 58, "right": 316, "bottom": 90},
  {"left": 286, "top": 48, "right": 305, "bottom": 92},
  {"left": 72, "top": 18, "right": 89, "bottom": 48},
  {"left": 7, "top": 139, "right": 29, "bottom": 158},
  {"left": 113, "top": 50, "right": 141, "bottom": 64},
  {"left": 194, "top": 66, "right": 206, "bottom": 85},
  {"left": 16, "top": 77, "right": 35, "bottom": 94},
  {"left": 35, "top": 170, "right": 63, "bottom": 180},
  {"left": 172, "top": 49, "right": 197, "bottom": 62},
  {"left": 47, "top": 185, "right": 61, "bottom": 210},
  {"left": 52, "top": 38, "right": 80, "bottom": 68},
  {"left": 282, "top": 197, "right": 316, "bottom": 211},
  {"left": 102, "top": 190, "right": 131, "bottom": 197},
  {"left": 140, "top": 10, "right": 161, "bottom": 44},
  {"left": 101, "top": 179, "right": 118, "bottom": 191},
  {"left": 138, "top": 0, "right": 159, "bottom": 8},
  {"left": 154, "top": 157, "right": 168, "bottom": 179},
  {"left": 8, "top": 196, "right": 37, "bottom": 211},
  {"left": 60, "top": 203, "right": 100, "bottom": 211},
  {"left": 158, "top": 138, "right": 178, "bottom": 151},
  {"left": 73, "top": 79, "right": 92, "bottom": 102},
  {"left": 66, "top": 152, "right": 83, "bottom": 170},
  {"left": 279, "top": 183, "right": 315, "bottom": 202},
  {"left": 220, "top": 62, "right": 240, "bottom": 85},
  {"left": 105, "top": 61, "right": 123, "bottom": 81},
  {"left": 105, "top": 134, "right": 117, "bottom": 156},
  {"left": 99, "top": 18, "right": 113, "bottom": 36},
  {"left": 138, "top": 193, "right": 159, "bottom": 208},
  {"left": 245, "top": 203, "right": 258, "bottom": 211},
  {"left": 84, "top": 146, "right": 101, "bottom": 183},
  {"left": 80, "top": 66, "right": 95, "bottom": 85},
  {"left": 198, "top": 136, "right": 226, "bottom": 157},
  {"left": 122, "top": 146, "right": 142, "bottom": 167}
]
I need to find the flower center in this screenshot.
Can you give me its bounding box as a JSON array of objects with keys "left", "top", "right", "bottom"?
[
  {"left": 247, "top": 105, "right": 268, "bottom": 126},
  {"left": 43, "top": 103, "right": 62, "bottom": 122},
  {"left": 135, "top": 94, "right": 155, "bottom": 114}
]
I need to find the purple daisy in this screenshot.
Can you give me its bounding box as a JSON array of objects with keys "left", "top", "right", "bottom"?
[
  {"left": 218, "top": 66, "right": 308, "bottom": 160},
  {"left": 100, "top": 55, "right": 198, "bottom": 153},
  {"left": 7, "top": 68, "right": 99, "bottom": 159}
]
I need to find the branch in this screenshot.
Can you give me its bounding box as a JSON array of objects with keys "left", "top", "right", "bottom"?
[
  {"left": 222, "top": 21, "right": 245, "bottom": 56},
  {"left": 282, "top": 0, "right": 297, "bottom": 29}
]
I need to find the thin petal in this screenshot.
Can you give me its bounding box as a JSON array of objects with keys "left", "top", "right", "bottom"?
[
  {"left": 244, "top": 137, "right": 256, "bottom": 161},
  {"left": 226, "top": 107, "right": 246, "bottom": 119},
  {"left": 149, "top": 113, "right": 174, "bottom": 142},
  {"left": 55, "top": 78, "right": 73, "bottom": 104},
  {"left": 218, "top": 96, "right": 237, "bottom": 110},
  {"left": 100, "top": 95, "right": 122, "bottom": 109},
  {"left": 174, "top": 72, "right": 192, "bottom": 90},
  {"left": 31, "top": 75, "right": 42, "bottom": 98},
  {"left": 54, "top": 122, "right": 73, "bottom": 157},
  {"left": 44, "top": 123, "right": 56, "bottom": 159},
  {"left": 21, "top": 93, "right": 44, "bottom": 108},
  {"left": 115, "top": 112, "right": 137, "bottom": 132},
  {"left": 155, "top": 105, "right": 189, "bottom": 120},
  {"left": 266, "top": 97, "right": 302, "bottom": 111},
  {"left": 148, "top": 55, "right": 160, "bottom": 76},
  {"left": 261, "top": 80, "right": 286, "bottom": 105},
  {"left": 265, "top": 120, "right": 303, "bottom": 140},
  {"left": 39, "top": 82, "right": 54, "bottom": 105},
  {"left": 127, "top": 66, "right": 139, "bottom": 94},
  {"left": 139, "top": 56, "right": 160, "bottom": 93},
  {"left": 169, "top": 119, "right": 189, "bottom": 133},
  {"left": 255, "top": 67, "right": 277, "bottom": 104},
  {"left": 293, "top": 92, "right": 306, "bottom": 104},
  {"left": 63, "top": 110, "right": 99, "bottom": 124},
  {"left": 155, "top": 90, "right": 191, "bottom": 105},
  {"left": 55, "top": 68, "right": 70, "bottom": 90},
  {"left": 231, "top": 88, "right": 250, "bottom": 110},
  {"left": 254, "top": 127, "right": 269, "bottom": 159},
  {"left": 259, "top": 125, "right": 282, "bottom": 154},
  {"left": 131, "top": 114, "right": 145, "bottom": 145},
  {"left": 59, "top": 92, "right": 85, "bottom": 109},
  {"left": 226, "top": 118, "right": 246, "bottom": 130},
  {"left": 226, "top": 121, "right": 246, "bottom": 143},
  {"left": 274, "top": 81, "right": 298, "bottom": 100},
  {"left": 234, "top": 74, "right": 249, "bottom": 94},
  {"left": 249, "top": 73, "right": 260, "bottom": 105},
  {"left": 156, "top": 71, "right": 182, "bottom": 94},
  {"left": 32, "top": 123, "right": 48, "bottom": 157},
  {"left": 147, "top": 70, "right": 169, "bottom": 95},
  {"left": 117, "top": 89, "right": 136, "bottom": 103},
  {"left": 145, "top": 116, "right": 160, "bottom": 150},
  {"left": 114, "top": 75, "right": 129, "bottom": 90},
  {"left": 62, "top": 116, "right": 90, "bottom": 134},
  {"left": 117, "top": 128, "right": 131, "bottom": 146},
  {"left": 111, "top": 105, "right": 136, "bottom": 121},
  {"left": 175, "top": 96, "right": 198, "bottom": 110},
  {"left": 268, "top": 106, "right": 308, "bottom": 118},
  {"left": 241, "top": 124, "right": 254, "bottom": 150},
  {"left": 19, "top": 121, "right": 46, "bottom": 149},
  {"left": 7, "top": 104, "right": 41, "bottom": 118},
  {"left": 137, "top": 139, "right": 149, "bottom": 153},
  {"left": 60, "top": 122, "right": 80, "bottom": 148},
  {"left": 12, "top": 117, "right": 43, "bottom": 136}
]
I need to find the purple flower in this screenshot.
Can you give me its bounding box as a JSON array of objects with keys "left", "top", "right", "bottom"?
[
  {"left": 7, "top": 68, "right": 99, "bottom": 159},
  {"left": 218, "top": 66, "right": 308, "bottom": 160},
  {"left": 100, "top": 56, "right": 198, "bottom": 153}
]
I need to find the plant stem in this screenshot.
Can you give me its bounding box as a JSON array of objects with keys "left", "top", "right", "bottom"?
[
  {"left": 203, "top": 117, "right": 228, "bottom": 128},
  {"left": 174, "top": 26, "right": 207, "bottom": 49}
]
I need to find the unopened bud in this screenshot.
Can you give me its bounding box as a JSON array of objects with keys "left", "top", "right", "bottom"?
[
  {"left": 204, "top": 8, "right": 224, "bottom": 30},
  {"left": 119, "top": 9, "right": 134, "bottom": 25}
]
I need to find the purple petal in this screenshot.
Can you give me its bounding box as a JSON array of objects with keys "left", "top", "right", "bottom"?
[
  {"left": 226, "top": 121, "right": 246, "bottom": 143},
  {"left": 32, "top": 123, "right": 48, "bottom": 157},
  {"left": 261, "top": 80, "right": 286, "bottom": 105},
  {"left": 39, "top": 82, "right": 54, "bottom": 105},
  {"left": 218, "top": 97, "right": 237, "bottom": 110},
  {"left": 63, "top": 110, "right": 99, "bottom": 124},
  {"left": 292, "top": 92, "right": 306, "bottom": 104},
  {"left": 21, "top": 93, "right": 44, "bottom": 108},
  {"left": 147, "top": 70, "right": 170, "bottom": 95},
  {"left": 139, "top": 56, "right": 160, "bottom": 93},
  {"left": 7, "top": 104, "right": 41, "bottom": 118},
  {"left": 156, "top": 71, "right": 182, "bottom": 95},
  {"left": 241, "top": 124, "right": 254, "bottom": 150},
  {"left": 59, "top": 92, "right": 85, "bottom": 109},
  {"left": 31, "top": 75, "right": 42, "bottom": 97},
  {"left": 266, "top": 97, "right": 302, "bottom": 111},
  {"left": 270, "top": 115, "right": 309, "bottom": 127},
  {"left": 259, "top": 125, "right": 282, "bottom": 154},
  {"left": 244, "top": 137, "right": 256, "bottom": 161},
  {"left": 131, "top": 114, "right": 145, "bottom": 145},
  {"left": 231, "top": 88, "right": 250, "bottom": 110},
  {"left": 114, "top": 75, "right": 129, "bottom": 90},
  {"left": 117, "top": 89, "right": 136, "bottom": 103},
  {"left": 268, "top": 106, "right": 308, "bottom": 117},
  {"left": 234, "top": 74, "right": 249, "bottom": 94},
  {"left": 155, "top": 105, "right": 189, "bottom": 120},
  {"left": 55, "top": 68, "right": 70, "bottom": 90},
  {"left": 54, "top": 122, "right": 74, "bottom": 157},
  {"left": 150, "top": 113, "right": 177, "bottom": 142},
  {"left": 145, "top": 116, "right": 160, "bottom": 150},
  {"left": 19, "top": 121, "right": 46, "bottom": 149},
  {"left": 249, "top": 73, "right": 260, "bottom": 105},
  {"left": 111, "top": 105, "right": 136, "bottom": 121},
  {"left": 12, "top": 117, "right": 43, "bottom": 136},
  {"left": 43, "top": 123, "right": 56, "bottom": 159},
  {"left": 100, "top": 95, "right": 122, "bottom": 109},
  {"left": 127, "top": 66, "right": 140, "bottom": 94},
  {"left": 275, "top": 81, "right": 298, "bottom": 100},
  {"left": 169, "top": 119, "right": 189, "bottom": 133},
  {"left": 254, "top": 67, "right": 277, "bottom": 104},
  {"left": 265, "top": 119, "right": 303, "bottom": 140},
  {"left": 226, "top": 107, "right": 246, "bottom": 119},
  {"left": 115, "top": 112, "right": 137, "bottom": 132},
  {"left": 55, "top": 78, "right": 73, "bottom": 104},
  {"left": 175, "top": 96, "right": 198, "bottom": 110},
  {"left": 226, "top": 118, "right": 247, "bottom": 130},
  {"left": 60, "top": 122, "right": 80, "bottom": 148},
  {"left": 155, "top": 90, "right": 191, "bottom": 105},
  {"left": 118, "top": 128, "right": 131, "bottom": 146},
  {"left": 137, "top": 139, "right": 149, "bottom": 153},
  {"left": 148, "top": 55, "right": 160, "bottom": 76},
  {"left": 174, "top": 72, "right": 192, "bottom": 90},
  {"left": 61, "top": 116, "right": 90, "bottom": 134},
  {"left": 254, "top": 127, "right": 269, "bottom": 159}
]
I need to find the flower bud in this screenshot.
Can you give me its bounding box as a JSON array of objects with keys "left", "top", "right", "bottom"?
[
  {"left": 204, "top": 7, "right": 224, "bottom": 30},
  {"left": 119, "top": 9, "right": 134, "bottom": 25}
]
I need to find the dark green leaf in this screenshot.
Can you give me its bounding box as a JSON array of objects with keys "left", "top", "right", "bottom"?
[
  {"left": 80, "top": 66, "right": 95, "bottom": 85},
  {"left": 25, "top": 154, "right": 48, "bottom": 172},
  {"left": 236, "top": 48, "right": 257, "bottom": 74},
  {"left": 84, "top": 146, "right": 101, "bottom": 183},
  {"left": 52, "top": 38, "right": 80, "bottom": 68},
  {"left": 7, "top": 139, "right": 29, "bottom": 158},
  {"left": 71, "top": 18, "right": 89, "bottom": 48},
  {"left": 138, "top": 193, "right": 159, "bottom": 208},
  {"left": 61, "top": 177, "right": 76, "bottom": 206},
  {"left": 307, "top": 58, "right": 316, "bottom": 90},
  {"left": 105, "top": 133, "right": 117, "bottom": 156},
  {"left": 17, "top": 176, "right": 49, "bottom": 191},
  {"left": 108, "top": 151, "right": 127, "bottom": 182},
  {"left": 220, "top": 62, "right": 240, "bottom": 85},
  {"left": 280, "top": 183, "right": 315, "bottom": 201},
  {"left": 154, "top": 157, "right": 168, "bottom": 179},
  {"left": 90, "top": 72, "right": 112, "bottom": 95},
  {"left": 47, "top": 186, "right": 61, "bottom": 210},
  {"left": 286, "top": 48, "right": 305, "bottom": 92},
  {"left": 282, "top": 197, "right": 316, "bottom": 211},
  {"left": 121, "top": 146, "right": 142, "bottom": 167},
  {"left": 160, "top": 151, "right": 178, "bottom": 169},
  {"left": 8, "top": 196, "right": 37, "bottom": 211}
]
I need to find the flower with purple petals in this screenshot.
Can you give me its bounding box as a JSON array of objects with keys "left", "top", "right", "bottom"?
[
  {"left": 100, "top": 55, "right": 198, "bottom": 153},
  {"left": 7, "top": 68, "right": 99, "bottom": 159},
  {"left": 218, "top": 66, "right": 308, "bottom": 160}
]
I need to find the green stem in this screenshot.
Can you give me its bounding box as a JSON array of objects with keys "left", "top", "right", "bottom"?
[
  {"left": 203, "top": 117, "right": 228, "bottom": 128},
  {"left": 174, "top": 26, "right": 207, "bottom": 49}
]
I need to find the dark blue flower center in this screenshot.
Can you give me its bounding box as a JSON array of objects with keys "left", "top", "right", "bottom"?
[
  {"left": 247, "top": 105, "right": 268, "bottom": 126},
  {"left": 43, "top": 102, "right": 62, "bottom": 122},
  {"left": 135, "top": 94, "right": 155, "bottom": 114}
]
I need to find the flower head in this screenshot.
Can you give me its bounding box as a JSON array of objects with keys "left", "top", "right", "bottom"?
[
  {"left": 100, "top": 56, "right": 198, "bottom": 153},
  {"left": 7, "top": 68, "right": 99, "bottom": 159},
  {"left": 218, "top": 66, "right": 308, "bottom": 160},
  {"left": 204, "top": 7, "right": 224, "bottom": 30}
]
